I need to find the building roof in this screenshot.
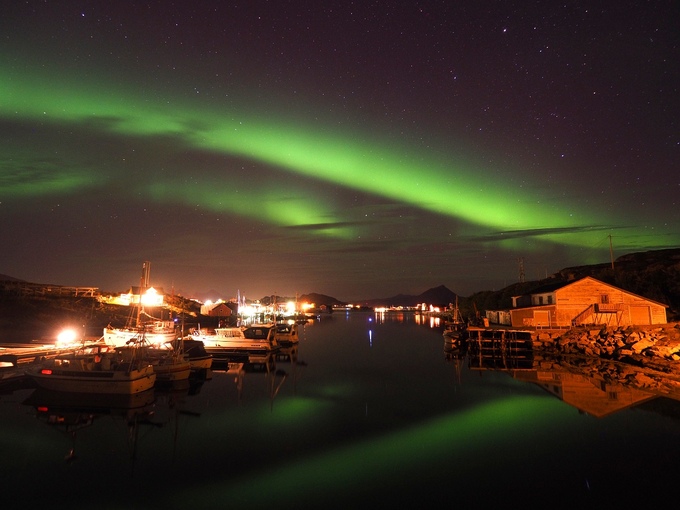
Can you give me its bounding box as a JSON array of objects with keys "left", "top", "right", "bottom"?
[{"left": 523, "top": 276, "right": 668, "bottom": 308}]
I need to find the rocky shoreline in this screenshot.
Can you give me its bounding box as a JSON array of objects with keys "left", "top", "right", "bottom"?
[{"left": 533, "top": 321, "right": 680, "bottom": 376}]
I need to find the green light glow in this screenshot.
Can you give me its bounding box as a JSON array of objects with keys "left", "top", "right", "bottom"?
[
  {"left": 172, "top": 395, "right": 573, "bottom": 506},
  {"left": 1, "top": 66, "right": 676, "bottom": 250}
]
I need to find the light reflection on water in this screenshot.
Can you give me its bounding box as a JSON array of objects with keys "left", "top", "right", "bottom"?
[{"left": 2, "top": 311, "right": 680, "bottom": 509}]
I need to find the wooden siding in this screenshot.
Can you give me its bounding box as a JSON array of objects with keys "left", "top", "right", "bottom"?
[{"left": 507, "top": 277, "right": 667, "bottom": 327}]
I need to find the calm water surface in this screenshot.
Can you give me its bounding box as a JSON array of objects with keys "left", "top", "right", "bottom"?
[{"left": 2, "top": 311, "right": 680, "bottom": 509}]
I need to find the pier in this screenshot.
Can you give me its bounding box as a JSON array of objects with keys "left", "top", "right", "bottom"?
[{"left": 465, "top": 327, "right": 535, "bottom": 369}]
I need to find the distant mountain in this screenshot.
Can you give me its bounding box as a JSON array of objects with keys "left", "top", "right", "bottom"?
[
  {"left": 0, "top": 274, "right": 24, "bottom": 282},
  {"left": 297, "top": 292, "right": 343, "bottom": 306},
  {"left": 361, "top": 285, "right": 458, "bottom": 308}
]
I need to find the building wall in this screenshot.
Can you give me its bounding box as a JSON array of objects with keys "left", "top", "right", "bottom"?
[{"left": 506, "top": 278, "right": 667, "bottom": 327}]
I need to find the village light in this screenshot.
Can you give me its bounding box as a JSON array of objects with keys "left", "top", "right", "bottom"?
[
  {"left": 141, "top": 287, "right": 163, "bottom": 307},
  {"left": 56, "top": 328, "right": 78, "bottom": 347},
  {"left": 286, "top": 301, "right": 296, "bottom": 315}
]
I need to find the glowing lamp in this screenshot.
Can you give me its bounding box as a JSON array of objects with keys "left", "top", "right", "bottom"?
[{"left": 56, "top": 328, "right": 77, "bottom": 346}]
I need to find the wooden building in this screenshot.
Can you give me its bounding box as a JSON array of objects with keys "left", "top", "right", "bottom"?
[
  {"left": 496, "top": 276, "right": 667, "bottom": 328},
  {"left": 200, "top": 302, "right": 234, "bottom": 318}
]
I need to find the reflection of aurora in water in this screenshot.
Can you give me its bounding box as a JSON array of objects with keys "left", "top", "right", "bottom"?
[{"left": 4, "top": 313, "right": 680, "bottom": 508}]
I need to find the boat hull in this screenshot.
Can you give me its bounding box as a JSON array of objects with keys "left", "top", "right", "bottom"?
[
  {"left": 193, "top": 325, "right": 279, "bottom": 359},
  {"left": 151, "top": 360, "right": 192, "bottom": 382},
  {"left": 275, "top": 323, "right": 300, "bottom": 346},
  {"left": 28, "top": 365, "right": 156, "bottom": 394},
  {"left": 103, "top": 322, "right": 176, "bottom": 347}
]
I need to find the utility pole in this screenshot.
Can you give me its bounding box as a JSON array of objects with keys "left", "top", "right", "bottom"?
[
  {"left": 518, "top": 257, "right": 525, "bottom": 283},
  {"left": 608, "top": 235, "right": 614, "bottom": 270}
]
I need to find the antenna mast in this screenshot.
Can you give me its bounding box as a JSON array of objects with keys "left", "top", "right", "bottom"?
[{"left": 608, "top": 235, "right": 614, "bottom": 270}]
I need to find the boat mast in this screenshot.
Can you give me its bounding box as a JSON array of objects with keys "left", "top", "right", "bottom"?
[{"left": 137, "top": 261, "right": 151, "bottom": 327}]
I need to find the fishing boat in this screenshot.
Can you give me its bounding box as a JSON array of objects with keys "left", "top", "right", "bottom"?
[
  {"left": 180, "top": 338, "right": 213, "bottom": 373},
  {"left": 113, "top": 336, "right": 192, "bottom": 384},
  {"left": 104, "top": 320, "right": 177, "bottom": 347},
  {"left": 144, "top": 346, "right": 192, "bottom": 383},
  {"left": 102, "top": 261, "right": 177, "bottom": 347},
  {"left": 26, "top": 344, "right": 156, "bottom": 395},
  {"left": 443, "top": 297, "right": 466, "bottom": 344}
]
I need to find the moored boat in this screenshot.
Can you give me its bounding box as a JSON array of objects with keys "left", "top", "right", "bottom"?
[
  {"left": 144, "top": 348, "right": 192, "bottom": 383},
  {"left": 103, "top": 320, "right": 177, "bottom": 348},
  {"left": 274, "top": 322, "right": 299, "bottom": 346},
  {"left": 26, "top": 345, "right": 156, "bottom": 395},
  {"left": 181, "top": 339, "right": 213, "bottom": 373},
  {"left": 191, "top": 323, "right": 279, "bottom": 362}
]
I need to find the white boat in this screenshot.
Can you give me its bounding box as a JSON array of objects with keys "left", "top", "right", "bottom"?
[
  {"left": 1, "top": 354, "right": 22, "bottom": 382},
  {"left": 103, "top": 320, "right": 177, "bottom": 347},
  {"left": 103, "top": 262, "right": 177, "bottom": 348},
  {"left": 274, "top": 322, "right": 299, "bottom": 346},
  {"left": 191, "top": 323, "right": 279, "bottom": 361},
  {"left": 26, "top": 345, "right": 156, "bottom": 395}
]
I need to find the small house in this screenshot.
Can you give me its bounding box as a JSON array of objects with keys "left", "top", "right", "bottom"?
[
  {"left": 200, "top": 302, "right": 234, "bottom": 318},
  {"left": 497, "top": 276, "right": 667, "bottom": 328}
]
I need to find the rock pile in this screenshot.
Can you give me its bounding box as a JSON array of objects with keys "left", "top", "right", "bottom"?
[{"left": 533, "top": 322, "right": 680, "bottom": 374}]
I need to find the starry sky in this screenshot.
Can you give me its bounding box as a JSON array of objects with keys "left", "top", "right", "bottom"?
[{"left": 1, "top": 1, "right": 678, "bottom": 302}]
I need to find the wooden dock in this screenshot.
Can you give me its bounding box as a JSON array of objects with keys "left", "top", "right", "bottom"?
[
  {"left": 0, "top": 343, "right": 79, "bottom": 364},
  {"left": 464, "top": 327, "right": 535, "bottom": 369}
]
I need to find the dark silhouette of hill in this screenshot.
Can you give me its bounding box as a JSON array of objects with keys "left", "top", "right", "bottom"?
[
  {"left": 360, "top": 284, "right": 458, "bottom": 308},
  {"left": 297, "top": 293, "right": 343, "bottom": 307}
]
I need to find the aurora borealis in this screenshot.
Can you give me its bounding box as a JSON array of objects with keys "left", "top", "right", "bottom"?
[{"left": 1, "top": 1, "right": 678, "bottom": 300}]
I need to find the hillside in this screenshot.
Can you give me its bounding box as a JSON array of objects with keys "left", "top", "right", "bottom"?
[{"left": 360, "top": 285, "right": 458, "bottom": 308}]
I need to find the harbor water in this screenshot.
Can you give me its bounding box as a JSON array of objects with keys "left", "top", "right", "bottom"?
[{"left": 2, "top": 311, "right": 680, "bottom": 509}]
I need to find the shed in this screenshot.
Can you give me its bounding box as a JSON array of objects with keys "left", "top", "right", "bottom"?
[
  {"left": 201, "top": 302, "right": 233, "bottom": 317},
  {"left": 503, "top": 276, "right": 667, "bottom": 328}
]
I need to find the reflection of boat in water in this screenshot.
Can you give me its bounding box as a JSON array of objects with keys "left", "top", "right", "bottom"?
[
  {"left": 24, "top": 387, "right": 156, "bottom": 413},
  {"left": 275, "top": 345, "right": 298, "bottom": 363},
  {"left": 23, "top": 388, "right": 156, "bottom": 462},
  {"left": 26, "top": 344, "right": 156, "bottom": 395}
]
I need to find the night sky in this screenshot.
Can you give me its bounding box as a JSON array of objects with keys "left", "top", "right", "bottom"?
[{"left": 1, "top": 1, "right": 678, "bottom": 302}]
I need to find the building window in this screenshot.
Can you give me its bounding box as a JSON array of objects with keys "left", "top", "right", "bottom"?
[
  {"left": 600, "top": 294, "right": 610, "bottom": 304},
  {"left": 547, "top": 295, "right": 553, "bottom": 304}
]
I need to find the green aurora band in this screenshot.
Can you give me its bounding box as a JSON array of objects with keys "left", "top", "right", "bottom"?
[{"left": 1, "top": 68, "right": 674, "bottom": 251}]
